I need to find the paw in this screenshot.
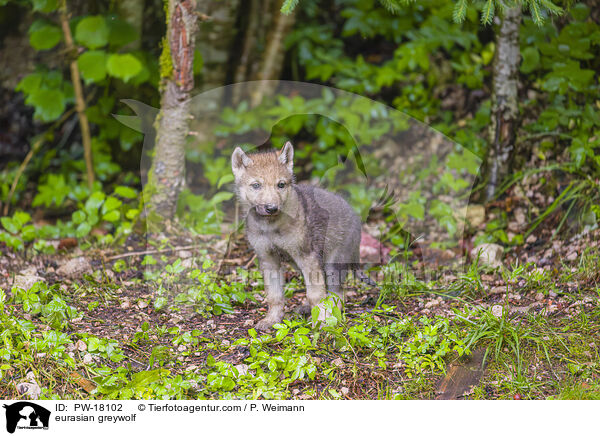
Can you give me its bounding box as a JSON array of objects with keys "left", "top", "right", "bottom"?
[
  {"left": 255, "top": 319, "right": 274, "bottom": 331},
  {"left": 254, "top": 313, "right": 283, "bottom": 331}
]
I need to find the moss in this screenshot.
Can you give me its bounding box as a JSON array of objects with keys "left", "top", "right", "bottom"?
[
  {"left": 159, "top": 36, "right": 173, "bottom": 81},
  {"left": 159, "top": 0, "right": 173, "bottom": 81}
]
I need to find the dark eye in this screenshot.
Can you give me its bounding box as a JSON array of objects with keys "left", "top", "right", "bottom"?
[
  {"left": 277, "top": 181, "right": 286, "bottom": 189},
  {"left": 251, "top": 182, "right": 261, "bottom": 190}
]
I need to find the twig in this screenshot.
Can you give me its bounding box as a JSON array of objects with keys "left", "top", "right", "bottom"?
[
  {"left": 105, "top": 244, "right": 197, "bottom": 260},
  {"left": 193, "top": 11, "right": 212, "bottom": 21},
  {"left": 59, "top": 0, "right": 95, "bottom": 190},
  {"left": 3, "top": 138, "right": 44, "bottom": 217},
  {"left": 244, "top": 253, "right": 257, "bottom": 269},
  {"left": 216, "top": 232, "right": 235, "bottom": 275}
]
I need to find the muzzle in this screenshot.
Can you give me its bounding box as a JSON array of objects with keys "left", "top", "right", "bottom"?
[{"left": 255, "top": 204, "right": 280, "bottom": 216}]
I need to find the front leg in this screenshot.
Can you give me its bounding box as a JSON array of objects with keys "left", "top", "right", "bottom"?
[{"left": 256, "top": 255, "right": 285, "bottom": 331}]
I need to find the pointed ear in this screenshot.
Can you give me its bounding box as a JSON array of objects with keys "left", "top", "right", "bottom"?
[
  {"left": 278, "top": 141, "right": 294, "bottom": 172},
  {"left": 232, "top": 147, "right": 253, "bottom": 178}
]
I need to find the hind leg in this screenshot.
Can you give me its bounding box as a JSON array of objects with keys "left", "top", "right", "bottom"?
[
  {"left": 324, "top": 264, "right": 343, "bottom": 298},
  {"left": 294, "top": 263, "right": 343, "bottom": 317}
]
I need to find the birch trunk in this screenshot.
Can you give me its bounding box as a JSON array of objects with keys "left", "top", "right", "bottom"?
[{"left": 485, "top": 6, "right": 522, "bottom": 200}]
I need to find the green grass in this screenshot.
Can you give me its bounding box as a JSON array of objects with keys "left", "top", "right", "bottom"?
[{"left": 2, "top": 248, "right": 600, "bottom": 400}]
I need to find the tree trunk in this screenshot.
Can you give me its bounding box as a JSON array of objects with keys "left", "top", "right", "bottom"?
[
  {"left": 196, "top": 0, "right": 240, "bottom": 92},
  {"left": 232, "top": 0, "right": 260, "bottom": 103},
  {"left": 148, "top": 0, "right": 198, "bottom": 220},
  {"left": 250, "top": 0, "right": 296, "bottom": 107},
  {"left": 485, "top": 6, "right": 521, "bottom": 201}
]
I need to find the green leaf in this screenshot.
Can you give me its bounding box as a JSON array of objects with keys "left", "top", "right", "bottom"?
[
  {"left": 107, "top": 17, "right": 138, "bottom": 47},
  {"left": 569, "top": 140, "right": 587, "bottom": 168},
  {"left": 101, "top": 196, "right": 122, "bottom": 214},
  {"left": 570, "top": 3, "right": 589, "bottom": 21},
  {"left": 217, "top": 174, "right": 234, "bottom": 189},
  {"left": 29, "top": 21, "right": 62, "bottom": 50},
  {"left": 21, "top": 225, "right": 36, "bottom": 242},
  {"left": 13, "top": 211, "right": 31, "bottom": 227},
  {"left": 72, "top": 210, "right": 87, "bottom": 225},
  {"left": 16, "top": 73, "right": 42, "bottom": 95},
  {"left": 87, "top": 211, "right": 99, "bottom": 226},
  {"left": 85, "top": 191, "right": 106, "bottom": 211},
  {"left": 77, "top": 50, "right": 108, "bottom": 83},
  {"left": 27, "top": 89, "right": 65, "bottom": 122},
  {"left": 102, "top": 210, "right": 120, "bottom": 222},
  {"left": 209, "top": 192, "right": 234, "bottom": 206},
  {"left": 31, "top": 0, "right": 58, "bottom": 12},
  {"left": 520, "top": 47, "right": 540, "bottom": 74},
  {"left": 87, "top": 337, "right": 100, "bottom": 352},
  {"left": 125, "top": 209, "right": 139, "bottom": 220},
  {"left": 75, "top": 16, "right": 109, "bottom": 49},
  {"left": 114, "top": 186, "right": 137, "bottom": 199},
  {"left": 193, "top": 49, "right": 203, "bottom": 75},
  {"left": 33, "top": 174, "right": 68, "bottom": 207},
  {"left": 106, "top": 53, "right": 142, "bottom": 82},
  {"left": 1, "top": 217, "right": 19, "bottom": 234},
  {"left": 119, "top": 125, "right": 142, "bottom": 151},
  {"left": 76, "top": 222, "right": 92, "bottom": 238}
]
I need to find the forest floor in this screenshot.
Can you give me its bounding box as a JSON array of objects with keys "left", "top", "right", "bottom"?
[{"left": 1, "top": 212, "right": 599, "bottom": 400}]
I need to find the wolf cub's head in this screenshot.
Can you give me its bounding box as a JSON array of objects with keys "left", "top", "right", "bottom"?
[{"left": 231, "top": 142, "right": 295, "bottom": 217}]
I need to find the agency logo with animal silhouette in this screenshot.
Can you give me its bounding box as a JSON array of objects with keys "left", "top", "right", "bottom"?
[{"left": 2, "top": 402, "right": 50, "bottom": 434}]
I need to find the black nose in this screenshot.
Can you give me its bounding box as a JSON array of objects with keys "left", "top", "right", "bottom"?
[{"left": 265, "top": 204, "right": 279, "bottom": 214}]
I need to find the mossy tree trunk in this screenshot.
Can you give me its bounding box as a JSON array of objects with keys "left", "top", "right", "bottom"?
[
  {"left": 148, "top": 0, "right": 198, "bottom": 221},
  {"left": 485, "top": 6, "right": 522, "bottom": 201}
]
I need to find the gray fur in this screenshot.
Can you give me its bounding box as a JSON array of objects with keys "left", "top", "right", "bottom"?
[{"left": 232, "top": 143, "right": 362, "bottom": 330}]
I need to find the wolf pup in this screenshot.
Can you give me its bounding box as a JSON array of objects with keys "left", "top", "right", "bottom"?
[{"left": 232, "top": 142, "right": 362, "bottom": 330}]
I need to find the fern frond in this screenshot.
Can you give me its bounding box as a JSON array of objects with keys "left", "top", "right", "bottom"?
[
  {"left": 481, "top": 0, "right": 495, "bottom": 25},
  {"left": 280, "top": 0, "right": 299, "bottom": 15},
  {"left": 529, "top": 0, "right": 543, "bottom": 25},
  {"left": 537, "top": 0, "right": 563, "bottom": 16},
  {"left": 453, "top": 0, "right": 469, "bottom": 23},
  {"left": 378, "top": 0, "right": 403, "bottom": 14}
]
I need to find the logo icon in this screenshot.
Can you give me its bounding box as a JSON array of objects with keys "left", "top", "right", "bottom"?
[{"left": 3, "top": 402, "right": 50, "bottom": 434}]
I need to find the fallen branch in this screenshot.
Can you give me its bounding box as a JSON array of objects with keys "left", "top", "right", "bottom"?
[
  {"left": 105, "top": 244, "right": 198, "bottom": 261},
  {"left": 244, "top": 253, "right": 257, "bottom": 269}
]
